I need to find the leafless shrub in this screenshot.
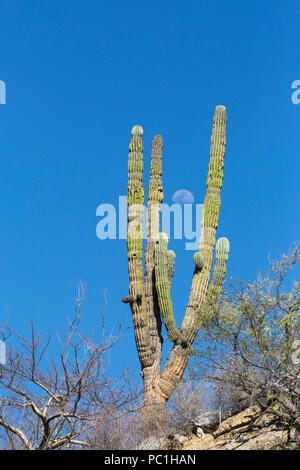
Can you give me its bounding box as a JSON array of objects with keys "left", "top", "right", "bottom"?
[
  {"left": 165, "top": 379, "right": 213, "bottom": 436},
  {"left": 210, "top": 369, "right": 254, "bottom": 415},
  {"left": 88, "top": 404, "right": 167, "bottom": 450},
  {"left": 0, "top": 284, "right": 139, "bottom": 450}
]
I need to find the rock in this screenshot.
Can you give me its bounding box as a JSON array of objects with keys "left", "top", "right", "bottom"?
[
  {"left": 192, "top": 410, "right": 221, "bottom": 433},
  {"left": 224, "top": 441, "right": 238, "bottom": 450},
  {"left": 193, "top": 410, "right": 220, "bottom": 426},
  {"left": 173, "top": 434, "right": 188, "bottom": 444},
  {"left": 196, "top": 427, "right": 205, "bottom": 438},
  {"left": 178, "top": 406, "right": 294, "bottom": 451},
  {"left": 216, "top": 406, "right": 259, "bottom": 436}
]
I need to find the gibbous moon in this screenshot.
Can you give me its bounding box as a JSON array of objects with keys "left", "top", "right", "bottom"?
[{"left": 172, "top": 189, "right": 195, "bottom": 205}]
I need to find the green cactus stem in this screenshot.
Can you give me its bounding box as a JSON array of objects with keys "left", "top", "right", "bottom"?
[
  {"left": 159, "top": 105, "right": 228, "bottom": 399},
  {"left": 193, "top": 251, "right": 204, "bottom": 271},
  {"left": 167, "top": 250, "right": 176, "bottom": 288},
  {"left": 207, "top": 237, "right": 230, "bottom": 301},
  {"left": 127, "top": 125, "right": 153, "bottom": 367},
  {"left": 144, "top": 135, "right": 164, "bottom": 355},
  {"left": 180, "top": 105, "right": 227, "bottom": 345},
  {"left": 154, "top": 233, "right": 180, "bottom": 342}
]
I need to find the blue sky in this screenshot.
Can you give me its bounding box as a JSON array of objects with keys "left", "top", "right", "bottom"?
[{"left": 0, "top": 0, "right": 299, "bottom": 376}]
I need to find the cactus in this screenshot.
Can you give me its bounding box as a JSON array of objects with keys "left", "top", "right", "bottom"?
[
  {"left": 193, "top": 251, "right": 204, "bottom": 271},
  {"left": 123, "top": 106, "right": 230, "bottom": 415},
  {"left": 206, "top": 237, "right": 230, "bottom": 301},
  {"left": 126, "top": 125, "right": 153, "bottom": 367},
  {"left": 143, "top": 134, "right": 164, "bottom": 371},
  {"left": 154, "top": 233, "right": 180, "bottom": 342},
  {"left": 167, "top": 250, "right": 176, "bottom": 287}
]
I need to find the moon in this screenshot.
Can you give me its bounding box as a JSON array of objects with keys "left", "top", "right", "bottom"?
[{"left": 172, "top": 189, "right": 195, "bottom": 205}]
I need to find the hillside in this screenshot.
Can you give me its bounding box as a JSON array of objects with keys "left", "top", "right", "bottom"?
[{"left": 167, "top": 407, "right": 299, "bottom": 451}]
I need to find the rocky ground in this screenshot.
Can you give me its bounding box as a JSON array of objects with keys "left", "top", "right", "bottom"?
[{"left": 165, "top": 407, "right": 299, "bottom": 450}]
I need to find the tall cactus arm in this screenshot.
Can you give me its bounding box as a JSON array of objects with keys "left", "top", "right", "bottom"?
[
  {"left": 126, "top": 125, "right": 153, "bottom": 367},
  {"left": 206, "top": 237, "right": 230, "bottom": 301},
  {"left": 180, "top": 105, "right": 227, "bottom": 345},
  {"left": 158, "top": 106, "right": 227, "bottom": 400},
  {"left": 154, "top": 234, "right": 180, "bottom": 342},
  {"left": 144, "top": 135, "right": 164, "bottom": 353},
  {"left": 197, "top": 237, "right": 230, "bottom": 327},
  {"left": 145, "top": 135, "right": 163, "bottom": 239}
]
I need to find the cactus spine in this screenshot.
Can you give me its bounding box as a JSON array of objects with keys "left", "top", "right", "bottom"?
[{"left": 124, "top": 106, "right": 230, "bottom": 412}]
